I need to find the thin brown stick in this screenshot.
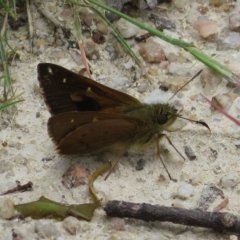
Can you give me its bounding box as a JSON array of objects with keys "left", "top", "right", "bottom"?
[
  {"left": 104, "top": 200, "right": 240, "bottom": 233},
  {"left": 26, "top": 0, "right": 33, "bottom": 51},
  {"left": 1, "top": 0, "right": 9, "bottom": 36},
  {"left": 0, "top": 181, "right": 33, "bottom": 195}
]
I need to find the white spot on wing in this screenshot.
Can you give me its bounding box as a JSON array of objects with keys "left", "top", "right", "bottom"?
[{"left": 47, "top": 67, "right": 53, "bottom": 74}]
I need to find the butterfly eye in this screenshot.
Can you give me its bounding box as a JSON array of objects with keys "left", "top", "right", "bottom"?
[{"left": 157, "top": 114, "right": 168, "bottom": 125}]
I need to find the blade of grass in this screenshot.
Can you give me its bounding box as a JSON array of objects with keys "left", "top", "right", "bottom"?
[
  {"left": 85, "top": 0, "right": 239, "bottom": 85},
  {"left": 89, "top": 6, "right": 141, "bottom": 65},
  {"left": 73, "top": 4, "right": 92, "bottom": 78},
  {"left": 66, "top": 0, "right": 141, "bottom": 65},
  {"left": 0, "top": 0, "right": 16, "bottom": 19},
  {"left": 0, "top": 92, "right": 23, "bottom": 111},
  {"left": 4, "top": 30, "right": 15, "bottom": 52},
  {"left": 185, "top": 47, "right": 239, "bottom": 85},
  {"left": 86, "top": 0, "right": 193, "bottom": 48},
  {"left": 0, "top": 34, "right": 14, "bottom": 99}
]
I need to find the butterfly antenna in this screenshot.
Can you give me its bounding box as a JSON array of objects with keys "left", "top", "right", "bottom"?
[{"left": 168, "top": 69, "right": 203, "bottom": 102}]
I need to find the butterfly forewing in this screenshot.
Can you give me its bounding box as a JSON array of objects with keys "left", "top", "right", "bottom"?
[{"left": 37, "top": 63, "right": 140, "bottom": 115}]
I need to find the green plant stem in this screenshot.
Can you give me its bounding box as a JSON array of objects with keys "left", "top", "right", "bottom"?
[
  {"left": 66, "top": 0, "right": 140, "bottom": 64},
  {"left": 0, "top": 34, "right": 13, "bottom": 99},
  {"left": 86, "top": 0, "right": 193, "bottom": 48},
  {"left": 86, "top": 0, "right": 239, "bottom": 85},
  {"left": 185, "top": 47, "right": 238, "bottom": 84},
  {"left": 0, "top": 0, "right": 16, "bottom": 19},
  {"left": 89, "top": 5, "right": 141, "bottom": 64}
]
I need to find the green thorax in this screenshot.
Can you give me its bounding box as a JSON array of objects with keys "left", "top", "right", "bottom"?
[{"left": 121, "top": 103, "right": 179, "bottom": 145}]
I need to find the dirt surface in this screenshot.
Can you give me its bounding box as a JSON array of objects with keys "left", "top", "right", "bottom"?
[{"left": 0, "top": 1, "right": 240, "bottom": 239}]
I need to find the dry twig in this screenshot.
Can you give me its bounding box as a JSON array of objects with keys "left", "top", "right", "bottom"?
[
  {"left": 0, "top": 181, "right": 33, "bottom": 195},
  {"left": 104, "top": 200, "right": 240, "bottom": 233},
  {"left": 26, "top": 0, "right": 33, "bottom": 50}
]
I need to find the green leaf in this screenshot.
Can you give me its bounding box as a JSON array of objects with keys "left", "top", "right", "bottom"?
[{"left": 15, "top": 162, "right": 112, "bottom": 221}]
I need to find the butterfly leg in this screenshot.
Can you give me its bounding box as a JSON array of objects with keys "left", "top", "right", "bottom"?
[
  {"left": 155, "top": 135, "right": 174, "bottom": 181},
  {"left": 159, "top": 134, "right": 185, "bottom": 161},
  {"left": 104, "top": 157, "right": 121, "bottom": 180},
  {"left": 104, "top": 144, "right": 131, "bottom": 180},
  {"left": 156, "top": 133, "right": 186, "bottom": 181}
]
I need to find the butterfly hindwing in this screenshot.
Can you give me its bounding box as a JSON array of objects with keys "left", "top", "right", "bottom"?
[{"left": 48, "top": 112, "right": 146, "bottom": 155}]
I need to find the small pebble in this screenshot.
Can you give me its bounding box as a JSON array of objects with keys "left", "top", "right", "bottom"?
[
  {"left": 193, "top": 19, "right": 218, "bottom": 38},
  {"left": 172, "top": 0, "right": 188, "bottom": 9},
  {"left": 209, "top": 0, "right": 224, "bottom": 7},
  {"left": 62, "top": 165, "right": 90, "bottom": 189},
  {"left": 115, "top": 18, "right": 139, "bottom": 38},
  {"left": 123, "top": 58, "right": 134, "bottom": 70},
  {"left": 15, "top": 115, "right": 28, "bottom": 127},
  {"left": 200, "top": 68, "right": 222, "bottom": 95},
  {"left": 137, "top": 81, "right": 149, "bottom": 94},
  {"left": 36, "top": 112, "right": 40, "bottom": 118},
  {"left": 0, "top": 198, "right": 15, "bottom": 219},
  {"left": 191, "top": 173, "right": 202, "bottom": 185},
  {"left": 229, "top": 235, "right": 238, "bottom": 240},
  {"left": 104, "top": 45, "right": 118, "bottom": 61},
  {"left": 184, "top": 146, "right": 196, "bottom": 161},
  {"left": 197, "top": 4, "right": 209, "bottom": 14},
  {"left": 139, "top": 38, "right": 166, "bottom": 63},
  {"left": 63, "top": 216, "right": 81, "bottom": 235},
  {"left": 35, "top": 221, "right": 61, "bottom": 238},
  {"left": 149, "top": 13, "right": 176, "bottom": 31},
  {"left": 42, "top": 157, "right": 53, "bottom": 162},
  {"left": 235, "top": 99, "right": 240, "bottom": 111},
  {"left": 136, "top": 158, "right": 146, "bottom": 171},
  {"left": 220, "top": 172, "right": 240, "bottom": 188},
  {"left": 84, "top": 40, "right": 100, "bottom": 60},
  {"left": 96, "top": 21, "right": 109, "bottom": 35},
  {"left": 110, "top": 218, "right": 125, "bottom": 231},
  {"left": 177, "top": 183, "right": 194, "bottom": 199},
  {"left": 229, "top": 6, "right": 240, "bottom": 32},
  {"left": 159, "top": 85, "right": 168, "bottom": 92}
]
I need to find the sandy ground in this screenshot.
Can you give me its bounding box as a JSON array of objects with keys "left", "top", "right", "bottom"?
[{"left": 0, "top": 1, "right": 240, "bottom": 239}]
